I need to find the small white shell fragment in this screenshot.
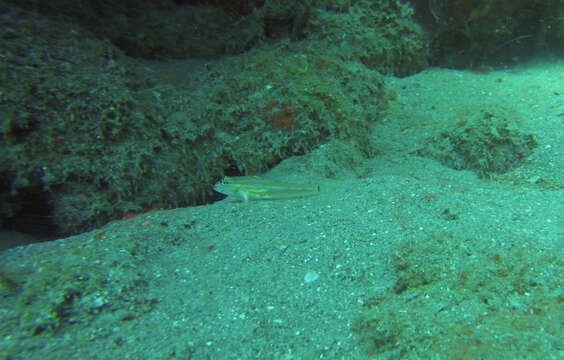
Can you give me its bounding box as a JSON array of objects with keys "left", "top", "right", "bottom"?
[{"left": 304, "top": 271, "right": 320, "bottom": 283}]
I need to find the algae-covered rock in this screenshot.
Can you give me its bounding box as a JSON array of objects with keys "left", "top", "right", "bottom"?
[
  {"left": 183, "top": 44, "right": 386, "bottom": 175},
  {"left": 310, "top": 0, "right": 429, "bottom": 77},
  {"left": 6, "top": 0, "right": 256, "bottom": 59},
  {"left": 418, "top": 111, "right": 537, "bottom": 178},
  {"left": 0, "top": 2, "right": 391, "bottom": 236}
]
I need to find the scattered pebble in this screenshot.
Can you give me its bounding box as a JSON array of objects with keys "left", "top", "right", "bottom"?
[{"left": 304, "top": 271, "right": 319, "bottom": 283}]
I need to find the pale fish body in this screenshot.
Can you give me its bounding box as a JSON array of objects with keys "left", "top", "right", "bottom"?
[{"left": 213, "top": 176, "right": 321, "bottom": 202}]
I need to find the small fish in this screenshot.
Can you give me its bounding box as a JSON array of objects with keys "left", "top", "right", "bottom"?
[{"left": 213, "top": 176, "right": 322, "bottom": 202}]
